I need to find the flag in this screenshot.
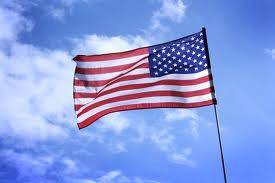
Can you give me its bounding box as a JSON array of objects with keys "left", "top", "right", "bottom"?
[{"left": 73, "top": 29, "right": 216, "bottom": 129}]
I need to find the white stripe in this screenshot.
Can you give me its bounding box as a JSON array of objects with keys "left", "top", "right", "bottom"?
[
  {"left": 74, "top": 59, "right": 149, "bottom": 81},
  {"left": 77, "top": 93, "right": 214, "bottom": 122},
  {"left": 74, "top": 81, "right": 213, "bottom": 105},
  {"left": 76, "top": 54, "right": 149, "bottom": 68},
  {"left": 74, "top": 69, "right": 211, "bottom": 93}
]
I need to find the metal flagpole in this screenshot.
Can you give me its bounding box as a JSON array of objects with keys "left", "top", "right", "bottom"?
[{"left": 202, "top": 27, "right": 228, "bottom": 183}]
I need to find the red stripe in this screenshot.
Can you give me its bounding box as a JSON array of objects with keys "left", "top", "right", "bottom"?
[
  {"left": 74, "top": 75, "right": 213, "bottom": 99},
  {"left": 74, "top": 73, "right": 150, "bottom": 87},
  {"left": 74, "top": 63, "right": 150, "bottom": 87},
  {"left": 75, "top": 61, "right": 149, "bottom": 74},
  {"left": 77, "top": 99, "right": 217, "bottom": 129},
  {"left": 73, "top": 48, "right": 148, "bottom": 62},
  {"left": 75, "top": 104, "right": 84, "bottom": 111},
  {"left": 77, "top": 88, "right": 215, "bottom": 117}
]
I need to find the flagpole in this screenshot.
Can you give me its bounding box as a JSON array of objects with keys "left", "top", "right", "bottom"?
[{"left": 202, "top": 27, "right": 228, "bottom": 183}]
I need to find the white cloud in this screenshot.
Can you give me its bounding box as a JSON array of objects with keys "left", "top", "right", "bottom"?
[
  {"left": 73, "top": 170, "right": 160, "bottom": 183},
  {"left": 62, "top": 158, "right": 78, "bottom": 174},
  {"left": 164, "top": 109, "right": 200, "bottom": 138},
  {"left": 164, "top": 109, "right": 199, "bottom": 121},
  {"left": 0, "top": 5, "right": 32, "bottom": 43},
  {"left": 150, "top": 128, "right": 175, "bottom": 151},
  {"left": 151, "top": 0, "right": 186, "bottom": 31},
  {"left": 0, "top": 149, "right": 54, "bottom": 180},
  {"left": 99, "top": 112, "right": 130, "bottom": 134},
  {"left": 49, "top": 7, "right": 66, "bottom": 21},
  {"left": 0, "top": 4, "right": 75, "bottom": 144},
  {"left": 72, "top": 34, "right": 149, "bottom": 55},
  {"left": 170, "top": 148, "right": 195, "bottom": 166},
  {"left": 265, "top": 48, "right": 275, "bottom": 59}
]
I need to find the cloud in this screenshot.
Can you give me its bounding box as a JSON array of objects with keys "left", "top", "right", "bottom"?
[
  {"left": 72, "top": 170, "right": 160, "bottom": 183},
  {"left": 72, "top": 34, "right": 149, "bottom": 55},
  {"left": 62, "top": 158, "right": 78, "bottom": 174},
  {"left": 150, "top": 128, "right": 175, "bottom": 151},
  {"left": 170, "top": 148, "right": 195, "bottom": 166},
  {"left": 48, "top": 0, "right": 88, "bottom": 21},
  {"left": 0, "top": 3, "right": 75, "bottom": 144},
  {"left": 151, "top": 0, "right": 187, "bottom": 31},
  {"left": 265, "top": 48, "right": 275, "bottom": 59},
  {"left": 164, "top": 109, "right": 200, "bottom": 138},
  {"left": 0, "top": 4, "right": 33, "bottom": 43},
  {"left": 164, "top": 109, "right": 199, "bottom": 121},
  {"left": 49, "top": 7, "right": 66, "bottom": 21},
  {"left": 99, "top": 112, "right": 130, "bottom": 134},
  {"left": 0, "top": 149, "right": 54, "bottom": 181}
]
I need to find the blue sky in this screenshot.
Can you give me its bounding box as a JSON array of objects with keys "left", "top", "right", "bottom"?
[{"left": 0, "top": 0, "right": 275, "bottom": 182}]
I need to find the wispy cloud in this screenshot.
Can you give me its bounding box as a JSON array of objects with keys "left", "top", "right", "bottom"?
[
  {"left": 170, "top": 148, "right": 195, "bottom": 166},
  {"left": 0, "top": 4, "right": 32, "bottom": 43},
  {"left": 150, "top": 0, "right": 187, "bottom": 31},
  {"left": 265, "top": 48, "right": 275, "bottom": 59}
]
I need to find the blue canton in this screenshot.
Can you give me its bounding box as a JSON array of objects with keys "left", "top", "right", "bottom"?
[{"left": 148, "top": 31, "right": 210, "bottom": 77}]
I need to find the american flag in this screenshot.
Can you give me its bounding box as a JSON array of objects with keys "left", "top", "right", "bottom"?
[{"left": 73, "top": 29, "right": 216, "bottom": 129}]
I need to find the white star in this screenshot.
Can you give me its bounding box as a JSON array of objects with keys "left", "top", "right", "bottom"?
[
  {"left": 158, "top": 61, "right": 162, "bottom": 65},
  {"left": 181, "top": 46, "right": 185, "bottom": 50},
  {"left": 179, "top": 66, "right": 182, "bottom": 68},
  {"left": 175, "top": 69, "right": 179, "bottom": 72},
  {"left": 200, "top": 32, "right": 203, "bottom": 36},
  {"left": 168, "top": 60, "right": 172, "bottom": 63},
  {"left": 188, "top": 57, "right": 191, "bottom": 60},
  {"left": 191, "top": 36, "right": 195, "bottom": 40},
  {"left": 176, "top": 44, "right": 180, "bottom": 47},
  {"left": 152, "top": 58, "right": 156, "bottom": 62},
  {"left": 202, "top": 55, "right": 206, "bottom": 59},
  {"left": 162, "top": 49, "right": 166, "bottom": 53},
  {"left": 153, "top": 49, "right": 157, "bottom": 53},
  {"left": 187, "top": 50, "right": 190, "bottom": 53},
  {"left": 196, "top": 38, "right": 199, "bottom": 42},
  {"left": 169, "top": 67, "right": 173, "bottom": 70},
  {"left": 193, "top": 59, "right": 197, "bottom": 63},
  {"left": 167, "top": 53, "right": 171, "bottom": 57},
  {"left": 177, "top": 59, "right": 182, "bottom": 63},
  {"left": 197, "top": 53, "right": 201, "bottom": 57},
  {"left": 195, "top": 67, "right": 198, "bottom": 71},
  {"left": 204, "top": 63, "right": 208, "bottom": 67},
  {"left": 164, "top": 71, "right": 168, "bottom": 74},
  {"left": 159, "top": 68, "right": 163, "bottom": 71},
  {"left": 177, "top": 51, "right": 181, "bottom": 55},
  {"left": 164, "top": 64, "right": 167, "bottom": 68},
  {"left": 189, "top": 64, "right": 193, "bottom": 68},
  {"left": 199, "top": 61, "right": 203, "bottom": 65},
  {"left": 172, "top": 56, "right": 176, "bottom": 60},
  {"left": 182, "top": 54, "right": 186, "bottom": 58},
  {"left": 155, "top": 72, "right": 158, "bottom": 75},
  {"left": 162, "top": 57, "right": 166, "bottom": 61},
  {"left": 196, "top": 46, "right": 200, "bottom": 49},
  {"left": 200, "top": 39, "right": 204, "bottom": 43},
  {"left": 171, "top": 48, "right": 175, "bottom": 52},
  {"left": 192, "top": 51, "right": 195, "bottom": 55},
  {"left": 173, "top": 63, "right": 177, "bottom": 67},
  {"left": 183, "top": 62, "right": 188, "bottom": 65},
  {"left": 157, "top": 54, "right": 161, "bottom": 57},
  {"left": 191, "top": 44, "right": 195, "bottom": 48},
  {"left": 153, "top": 65, "right": 157, "bottom": 68},
  {"left": 184, "top": 68, "right": 189, "bottom": 71},
  {"left": 162, "top": 46, "right": 166, "bottom": 49},
  {"left": 186, "top": 42, "right": 190, "bottom": 45},
  {"left": 201, "top": 47, "right": 205, "bottom": 51}
]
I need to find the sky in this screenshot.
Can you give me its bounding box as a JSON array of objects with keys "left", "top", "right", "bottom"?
[{"left": 0, "top": 0, "right": 275, "bottom": 182}]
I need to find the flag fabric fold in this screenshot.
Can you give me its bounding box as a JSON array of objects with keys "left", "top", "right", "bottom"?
[{"left": 73, "top": 29, "right": 216, "bottom": 129}]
